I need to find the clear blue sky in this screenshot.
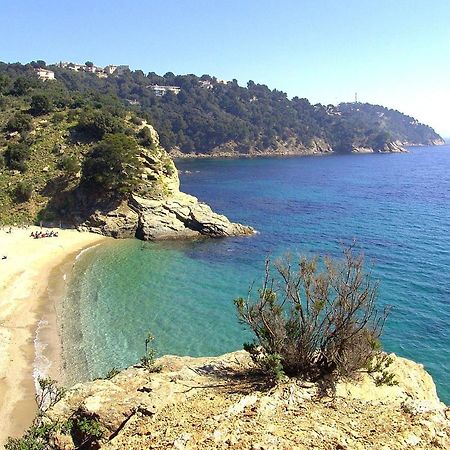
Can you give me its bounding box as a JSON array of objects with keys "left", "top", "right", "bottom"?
[{"left": 1, "top": 0, "right": 449, "bottom": 136}]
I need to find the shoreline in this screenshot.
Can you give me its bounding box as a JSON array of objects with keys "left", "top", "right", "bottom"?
[
  {"left": 0, "top": 226, "right": 109, "bottom": 446},
  {"left": 171, "top": 141, "right": 447, "bottom": 160}
]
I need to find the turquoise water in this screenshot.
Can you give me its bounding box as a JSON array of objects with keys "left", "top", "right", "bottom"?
[{"left": 62, "top": 146, "right": 450, "bottom": 404}]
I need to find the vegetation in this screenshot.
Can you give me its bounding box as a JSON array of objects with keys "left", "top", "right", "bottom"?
[
  {"left": 58, "top": 155, "right": 80, "bottom": 177},
  {"left": 4, "top": 142, "right": 31, "bottom": 172},
  {"left": 5, "top": 377, "right": 104, "bottom": 450},
  {"left": 14, "top": 181, "right": 33, "bottom": 202},
  {"left": 235, "top": 249, "right": 389, "bottom": 383},
  {"left": 5, "top": 378, "right": 65, "bottom": 450},
  {"left": 81, "top": 133, "right": 141, "bottom": 194},
  {"left": 140, "top": 332, "right": 161, "bottom": 372},
  {"left": 5, "top": 112, "right": 33, "bottom": 133},
  {"left": 0, "top": 60, "right": 443, "bottom": 224}
]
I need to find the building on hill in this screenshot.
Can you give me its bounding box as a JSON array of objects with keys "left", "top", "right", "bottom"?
[
  {"left": 57, "top": 61, "right": 130, "bottom": 77},
  {"left": 104, "top": 65, "right": 117, "bottom": 75},
  {"left": 199, "top": 80, "right": 214, "bottom": 89},
  {"left": 34, "top": 68, "right": 55, "bottom": 80},
  {"left": 66, "top": 63, "right": 85, "bottom": 72},
  {"left": 147, "top": 84, "right": 181, "bottom": 97}
]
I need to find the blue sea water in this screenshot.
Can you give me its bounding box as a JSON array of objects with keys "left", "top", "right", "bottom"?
[{"left": 62, "top": 146, "right": 450, "bottom": 404}]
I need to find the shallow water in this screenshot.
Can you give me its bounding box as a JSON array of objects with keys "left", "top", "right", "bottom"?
[{"left": 62, "top": 146, "right": 450, "bottom": 404}]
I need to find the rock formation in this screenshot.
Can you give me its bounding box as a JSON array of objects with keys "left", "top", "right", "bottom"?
[
  {"left": 45, "top": 351, "right": 449, "bottom": 449},
  {"left": 79, "top": 124, "right": 254, "bottom": 240}
]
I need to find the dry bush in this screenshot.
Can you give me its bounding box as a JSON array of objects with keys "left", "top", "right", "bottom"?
[{"left": 235, "top": 248, "right": 389, "bottom": 382}]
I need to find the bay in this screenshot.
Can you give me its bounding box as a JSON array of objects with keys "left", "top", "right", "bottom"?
[{"left": 62, "top": 145, "right": 450, "bottom": 404}]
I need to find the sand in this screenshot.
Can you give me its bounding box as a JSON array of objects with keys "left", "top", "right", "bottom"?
[{"left": 0, "top": 226, "right": 108, "bottom": 446}]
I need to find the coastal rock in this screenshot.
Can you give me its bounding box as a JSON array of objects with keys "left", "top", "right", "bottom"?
[
  {"left": 44, "top": 352, "right": 450, "bottom": 449},
  {"left": 133, "top": 192, "right": 253, "bottom": 240},
  {"left": 80, "top": 126, "right": 254, "bottom": 240}
]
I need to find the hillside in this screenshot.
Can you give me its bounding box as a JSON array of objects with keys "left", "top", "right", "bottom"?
[
  {"left": 0, "top": 66, "right": 252, "bottom": 237},
  {"left": 5, "top": 61, "right": 446, "bottom": 156},
  {"left": 1, "top": 62, "right": 444, "bottom": 159}
]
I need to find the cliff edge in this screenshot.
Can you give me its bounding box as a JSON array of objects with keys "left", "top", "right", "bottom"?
[{"left": 44, "top": 351, "right": 449, "bottom": 449}]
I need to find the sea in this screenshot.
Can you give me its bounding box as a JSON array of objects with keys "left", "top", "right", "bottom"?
[{"left": 59, "top": 145, "right": 450, "bottom": 404}]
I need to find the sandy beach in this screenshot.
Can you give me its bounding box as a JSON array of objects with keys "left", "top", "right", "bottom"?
[{"left": 0, "top": 226, "right": 108, "bottom": 446}]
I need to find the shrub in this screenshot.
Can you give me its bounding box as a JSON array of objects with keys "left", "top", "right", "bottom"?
[
  {"left": 131, "top": 115, "right": 143, "bottom": 126},
  {"left": 137, "top": 126, "right": 156, "bottom": 149},
  {"left": 4, "top": 142, "right": 31, "bottom": 172},
  {"left": 140, "top": 332, "right": 161, "bottom": 372},
  {"left": 5, "top": 112, "right": 33, "bottom": 133},
  {"left": 235, "top": 248, "right": 389, "bottom": 382},
  {"left": 59, "top": 155, "right": 80, "bottom": 176},
  {"left": 30, "top": 94, "right": 53, "bottom": 116},
  {"left": 14, "top": 181, "right": 33, "bottom": 202},
  {"left": 51, "top": 112, "right": 65, "bottom": 124},
  {"left": 5, "top": 377, "right": 66, "bottom": 450}
]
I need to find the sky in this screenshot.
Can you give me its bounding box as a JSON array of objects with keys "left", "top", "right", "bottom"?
[{"left": 1, "top": 0, "right": 449, "bottom": 137}]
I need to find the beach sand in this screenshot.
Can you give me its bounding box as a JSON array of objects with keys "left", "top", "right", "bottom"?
[{"left": 0, "top": 226, "right": 108, "bottom": 446}]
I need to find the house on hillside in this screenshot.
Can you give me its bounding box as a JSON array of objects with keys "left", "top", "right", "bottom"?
[
  {"left": 147, "top": 84, "right": 181, "bottom": 97},
  {"left": 66, "top": 63, "right": 85, "bottom": 72},
  {"left": 104, "top": 65, "right": 117, "bottom": 75},
  {"left": 199, "top": 80, "right": 213, "bottom": 89},
  {"left": 34, "top": 68, "right": 55, "bottom": 80}
]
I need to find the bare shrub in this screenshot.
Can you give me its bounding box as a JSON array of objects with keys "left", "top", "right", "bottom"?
[{"left": 235, "top": 248, "right": 389, "bottom": 382}]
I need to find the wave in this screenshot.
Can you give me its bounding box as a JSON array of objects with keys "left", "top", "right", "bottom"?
[
  {"left": 33, "top": 319, "right": 51, "bottom": 395},
  {"left": 75, "top": 242, "right": 102, "bottom": 261}
]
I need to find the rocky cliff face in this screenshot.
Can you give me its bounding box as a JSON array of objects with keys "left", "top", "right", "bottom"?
[
  {"left": 45, "top": 351, "right": 449, "bottom": 449},
  {"left": 79, "top": 125, "right": 254, "bottom": 240}
]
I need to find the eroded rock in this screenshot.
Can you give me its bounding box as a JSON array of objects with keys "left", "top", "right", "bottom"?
[{"left": 45, "top": 352, "right": 450, "bottom": 449}]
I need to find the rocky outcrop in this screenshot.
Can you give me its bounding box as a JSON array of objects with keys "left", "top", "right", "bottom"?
[
  {"left": 352, "top": 141, "right": 407, "bottom": 154},
  {"left": 171, "top": 137, "right": 333, "bottom": 158},
  {"left": 79, "top": 125, "right": 254, "bottom": 240},
  {"left": 45, "top": 351, "right": 449, "bottom": 449}
]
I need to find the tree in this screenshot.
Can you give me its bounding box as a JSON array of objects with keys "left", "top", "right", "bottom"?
[
  {"left": 10, "top": 76, "right": 35, "bottom": 96},
  {"left": 81, "top": 134, "right": 141, "bottom": 194},
  {"left": 235, "top": 248, "right": 389, "bottom": 382},
  {"left": 76, "top": 109, "right": 124, "bottom": 139},
  {"left": 85, "top": 61, "right": 94, "bottom": 67},
  {"left": 30, "top": 94, "right": 52, "bottom": 115}
]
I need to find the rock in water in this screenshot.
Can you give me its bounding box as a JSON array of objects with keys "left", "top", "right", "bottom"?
[{"left": 79, "top": 125, "right": 254, "bottom": 240}]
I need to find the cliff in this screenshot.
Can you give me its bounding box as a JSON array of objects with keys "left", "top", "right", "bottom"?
[
  {"left": 40, "top": 351, "right": 449, "bottom": 449},
  {"left": 77, "top": 124, "right": 254, "bottom": 240}
]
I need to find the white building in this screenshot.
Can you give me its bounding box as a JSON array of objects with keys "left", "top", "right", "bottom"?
[
  {"left": 199, "top": 80, "right": 213, "bottom": 89},
  {"left": 104, "top": 65, "right": 117, "bottom": 75},
  {"left": 34, "top": 68, "right": 55, "bottom": 81},
  {"left": 148, "top": 84, "right": 181, "bottom": 96}
]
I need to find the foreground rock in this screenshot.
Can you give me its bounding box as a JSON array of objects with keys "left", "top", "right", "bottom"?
[
  {"left": 46, "top": 351, "right": 449, "bottom": 449},
  {"left": 79, "top": 125, "right": 254, "bottom": 240}
]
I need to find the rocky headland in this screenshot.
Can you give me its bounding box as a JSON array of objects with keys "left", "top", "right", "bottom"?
[
  {"left": 65, "top": 125, "right": 254, "bottom": 241},
  {"left": 42, "top": 351, "right": 449, "bottom": 449}
]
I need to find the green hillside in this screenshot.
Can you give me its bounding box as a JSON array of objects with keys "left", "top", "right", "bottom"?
[
  {"left": 0, "top": 61, "right": 444, "bottom": 224},
  {"left": 3, "top": 61, "right": 439, "bottom": 154},
  {"left": 0, "top": 65, "right": 173, "bottom": 225}
]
